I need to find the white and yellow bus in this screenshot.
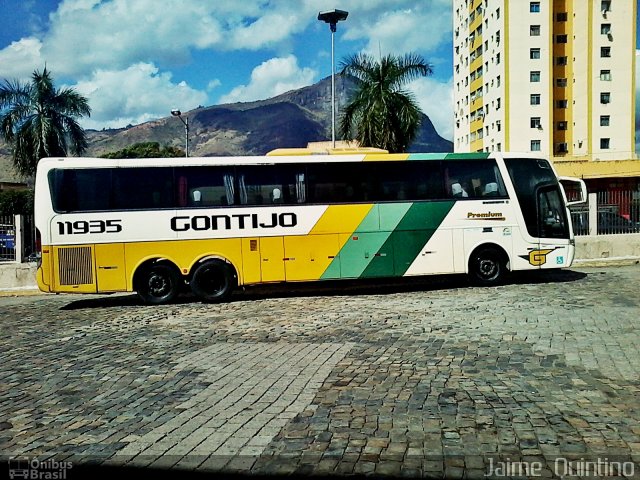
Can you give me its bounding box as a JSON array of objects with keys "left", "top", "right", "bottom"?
[{"left": 34, "top": 152, "right": 586, "bottom": 304}]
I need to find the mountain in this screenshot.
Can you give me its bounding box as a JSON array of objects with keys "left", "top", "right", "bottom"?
[{"left": 0, "top": 76, "right": 452, "bottom": 181}]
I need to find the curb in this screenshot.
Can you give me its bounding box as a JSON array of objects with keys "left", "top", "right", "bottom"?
[
  {"left": 0, "top": 287, "right": 43, "bottom": 297},
  {"left": 573, "top": 257, "right": 640, "bottom": 268}
]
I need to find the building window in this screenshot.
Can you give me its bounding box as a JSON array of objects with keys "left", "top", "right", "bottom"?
[
  {"left": 530, "top": 2, "right": 540, "bottom": 13},
  {"left": 600, "top": 70, "right": 611, "bottom": 81},
  {"left": 530, "top": 94, "right": 541, "bottom": 105},
  {"left": 530, "top": 117, "right": 542, "bottom": 128},
  {"left": 600, "top": 115, "right": 610, "bottom": 126},
  {"left": 531, "top": 140, "right": 541, "bottom": 151},
  {"left": 496, "top": 143, "right": 501, "bottom": 152},
  {"left": 530, "top": 48, "right": 541, "bottom": 59},
  {"left": 556, "top": 99, "right": 568, "bottom": 109},
  {"left": 496, "top": 75, "right": 501, "bottom": 87},
  {"left": 601, "top": 24, "right": 611, "bottom": 34},
  {"left": 496, "top": 120, "right": 501, "bottom": 132},
  {"left": 556, "top": 56, "right": 568, "bottom": 65},
  {"left": 530, "top": 71, "right": 541, "bottom": 82},
  {"left": 495, "top": 52, "right": 500, "bottom": 64},
  {"left": 601, "top": 0, "right": 611, "bottom": 12},
  {"left": 556, "top": 34, "right": 568, "bottom": 43},
  {"left": 600, "top": 92, "right": 611, "bottom": 104},
  {"left": 530, "top": 25, "right": 541, "bottom": 36},
  {"left": 556, "top": 78, "right": 567, "bottom": 87},
  {"left": 601, "top": 47, "right": 611, "bottom": 57},
  {"left": 555, "top": 143, "right": 568, "bottom": 153},
  {"left": 556, "top": 12, "right": 568, "bottom": 21},
  {"left": 496, "top": 7, "right": 500, "bottom": 19},
  {"left": 557, "top": 121, "right": 568, "bottom": 130},
  {"left": 600, "top": 138, "right": 610, "bottom": 149},
  {"left": 496, "top": 98, "right": 501, "bottom": 110}
]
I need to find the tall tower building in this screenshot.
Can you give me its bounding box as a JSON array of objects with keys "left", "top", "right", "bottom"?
[{"left": 452, "top": 0, "right": 636, "bottom": 162}]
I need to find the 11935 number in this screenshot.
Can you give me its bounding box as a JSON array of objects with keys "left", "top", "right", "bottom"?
[{"left": 57, "top": 220, "right": 123, "bottom": 235}]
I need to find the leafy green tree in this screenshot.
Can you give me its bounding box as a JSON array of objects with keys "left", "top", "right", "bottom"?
[
  {"left": 100, "top": 142, "right": 185, "bottom": 158},
  {"left": 0, "top": 67, "right": 91, "bottom": 177},
  {"left": 0, "top": 189, "right": 34, "bottom": 215},
  {"left": 339, "top": 53, "right": 433, "bottom": 153}
]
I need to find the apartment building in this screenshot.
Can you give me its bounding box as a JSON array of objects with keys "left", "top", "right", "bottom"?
[{"left": 453, "top": 0, "right": 636, "bottom": 162}]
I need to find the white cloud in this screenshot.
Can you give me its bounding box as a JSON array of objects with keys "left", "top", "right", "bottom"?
[
  {"left": 71, "top": 63, "right": 208, "bottom": 129},
  {"left": 207, "top": 79, "right": 222, "bottom": 91},
  {"left": 0, "top": 0, "right": 317, "bottom": 80},
  {"left": 0, "top": 38, "right": 43, "bottom": 80},
  {"left": 342, "top": 1, "right": 452, "bottom": 58},
  {"left": 410, "top": 77, "right": 454, "bottom": 141},
  {"left": 219, "top": 55, "right": 317, "bottom": 104}
]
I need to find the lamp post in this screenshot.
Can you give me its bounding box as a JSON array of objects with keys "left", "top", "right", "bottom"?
[
  {"left": 171, "top": 109, "right": 189, "bottom": 157},
  {"left": 317, "top": 9, "right": 348, "bottom": 149}
]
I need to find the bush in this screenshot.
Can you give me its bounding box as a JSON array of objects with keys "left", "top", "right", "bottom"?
[
  {"left": 100, "top": 142, "right": 185, "bottom": 158},
  {"left": 0, "top": 189, "right": 34, "bottom": 215}
]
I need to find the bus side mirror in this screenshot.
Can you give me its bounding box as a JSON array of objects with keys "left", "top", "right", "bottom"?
[{"left": 559, "top": 176, "right": 587, "bottom": 206}]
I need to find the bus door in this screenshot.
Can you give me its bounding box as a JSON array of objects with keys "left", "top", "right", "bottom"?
[
  {"left": 260, "top": 236, "right": 285, "bottom": 282},
  {"left": 536, "top": 185, "right": 571, "bottom": 269},
  {"left": 95, "top": 243, "right": 127, "bottom": 291}
]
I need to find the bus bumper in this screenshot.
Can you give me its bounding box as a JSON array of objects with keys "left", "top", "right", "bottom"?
[{"left": 36, "top": 249, "right": 52, "bottom": 293}]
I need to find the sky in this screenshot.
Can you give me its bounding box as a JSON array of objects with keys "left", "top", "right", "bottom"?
[{"left": 0, "top": 0, "right": 638, "bottom": 145}]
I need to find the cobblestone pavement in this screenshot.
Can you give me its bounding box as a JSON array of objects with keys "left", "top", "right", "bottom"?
[{"left": 1, "top": 266, "right": 639, "bottom": 478}]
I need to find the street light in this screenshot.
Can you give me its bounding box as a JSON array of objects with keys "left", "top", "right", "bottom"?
[
  {"left": 318, "top": 8, "right": 348, "bottom": 149},
  {"left": 171, "top": 109, "right": 189, "bottom": 157}
]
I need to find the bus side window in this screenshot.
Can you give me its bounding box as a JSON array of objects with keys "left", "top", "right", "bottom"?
[
  {"left": 175, "top": 167, "right": 233, "bottom": 207},
  {"left": 237, "top": 166, "right": 298, "bottom": 206}
]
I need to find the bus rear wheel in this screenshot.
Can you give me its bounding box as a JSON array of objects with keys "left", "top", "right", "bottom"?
[
  {"left": 137, "top": 264, "right": 181, "bottom": 304},
  {"left": 190, "top": 260, "right": 237, "bottom": 302},
  {"left": 469, "top": 247, "right": 506, "bottom": 286}
]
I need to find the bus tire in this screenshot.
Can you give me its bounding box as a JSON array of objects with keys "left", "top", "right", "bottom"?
[
  {"left": 190, "top": 260, "right": 237, "bottom": 302},
  {"left": 136, "top": 263, "right": 181, "bottom": 304},
  {"left": 469, "top": 246, "right": 506, "bottom": 286}
]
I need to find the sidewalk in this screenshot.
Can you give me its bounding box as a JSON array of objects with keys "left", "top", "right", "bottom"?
[{"left": 0, "top": 262, "right": 38, "bottom": 293}]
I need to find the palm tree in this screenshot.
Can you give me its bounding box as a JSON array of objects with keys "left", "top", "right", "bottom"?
[
  {"left": 0, "top": 67, "right": 91, "bottom": 177},
  {"left": 339, "top": 53, "right": 433, "bottom": 153}
]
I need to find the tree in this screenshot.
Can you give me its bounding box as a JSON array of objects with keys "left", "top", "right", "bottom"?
[
  {"left": 339, "top": 53, "right": 433, "bottom": 153},
  {"left": 0, "top": 67, "right": 91, "bottom": 177},
  {"left": 100, "top": 142, "right": 184, "bottom": 158}
]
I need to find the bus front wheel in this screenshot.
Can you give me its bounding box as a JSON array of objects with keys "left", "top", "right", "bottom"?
[
  {"left": 190, "top": 260, "right": 237, "bottom": 302},
  {"left": 137, "top": 264, "right": 181, "bottom": 304},
  {"left": 469, "top": 247, "right": 506, "bottom": 286}
]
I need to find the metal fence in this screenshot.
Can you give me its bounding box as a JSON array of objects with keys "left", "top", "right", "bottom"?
[
  {"left": 570, "top": 189, "right": 640, "bottom": 236},
  {"left": 0, "top": 214, "right": 38, "bottom": 262},
  {"left": 0, "top": 215, "right": 17, "bottom": 262}
]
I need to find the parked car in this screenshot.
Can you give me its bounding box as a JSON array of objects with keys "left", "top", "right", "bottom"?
[{"left": 572, "top": 210, "right": 640, "bottom": 235}]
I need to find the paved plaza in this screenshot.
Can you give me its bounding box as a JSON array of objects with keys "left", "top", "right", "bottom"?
[{"left": 1, "top": 265, "right": 639, "bottom": 478}]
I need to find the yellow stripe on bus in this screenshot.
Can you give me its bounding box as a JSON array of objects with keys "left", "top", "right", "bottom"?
[
  {"left": 281, "top": 204, "right": 374, "bottom": 281},
  {"left": 363, "top": 153, "right": 409, "bottom": 161}
]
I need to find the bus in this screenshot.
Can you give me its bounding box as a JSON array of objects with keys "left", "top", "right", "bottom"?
[{"left": 34, "top": 152, "right": 586, "bottom": 304}]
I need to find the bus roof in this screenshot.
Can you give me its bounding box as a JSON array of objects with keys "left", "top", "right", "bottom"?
[{"left": 37, "top": 152, "right": 544, "bottom": 171}]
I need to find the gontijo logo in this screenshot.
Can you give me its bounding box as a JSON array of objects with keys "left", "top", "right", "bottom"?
[{"left": 520, "top": 248, "right": 558, "bottom": 266}]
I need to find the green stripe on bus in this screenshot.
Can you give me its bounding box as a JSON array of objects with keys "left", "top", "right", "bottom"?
[
  {"left": 360, "top": 201, "right": 455, "bottom": 278},
  {"left": 407, "top": 153, "right": 448, "bottom": 161},
  {"left": 444, "top": 153, "right": 490, "bottom": 160},
  {"left": 321, "top": 203, "right": 412, "bottom": 279}
]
